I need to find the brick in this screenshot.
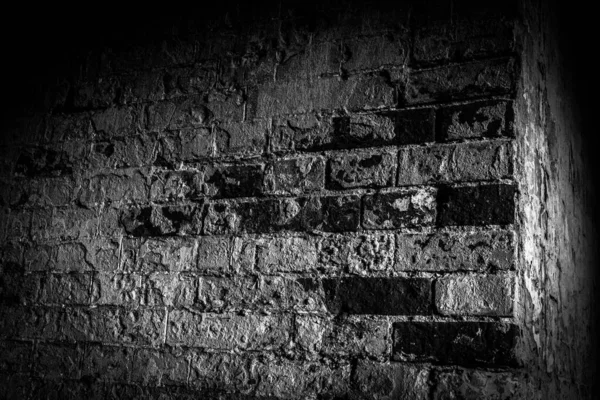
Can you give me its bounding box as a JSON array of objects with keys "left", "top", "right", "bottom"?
[
  {"left": 351, "top": 361, "right": 430, "bottom": 400},
  {"left": 31, "top": 207, "right": 99, "bottom": 242},
  {"left": 82, "top": 345, "right": 133, "bottom": 382},
  {"left": 265, "top": 156, "right": 325, "bottom": 195},
  {"left": 433, "top": 369, "right": 525, "bottom": 400},
  {"left": 204, "top": 164, "right": 264, "bottom": 198},
  {"left": 120, "top": 205, "right": 202, "bottom": 236},
  {"left": 404, "top": 58, "right": 515, "bottom": 104},
  {"left": 437, "top": 184, "right": 515, "bottom": 226},
  {"left": 121, "top": 71, "right": 166, "bottom": 104},
  {"left": 40, "top": 273, "right": 92, "bottom": 304},
  {"left": 321, "top": 277, "right": 432, "bottom": 315},
  {"left": 196, "top": 236, "right": 231, "bottom": 272},
  {"left": 150, "top": 164, "right": 264, "bottom": 201},
  {"left": 397, "top": 141, "right": 513, "bottom": 185},
  {"left": 319, "top": 316, "right": 390, "bottom": 357},
  {"left": 164, "top": 67, "right": 217, "bottom": 99},
  {"left": 231, "top": 237, "right": 255, "bottom": 272},
  {"left": 0, "top": 209, "right": 31, "bottom": 243},
  {"left": 131, "top": 348, "right": 190, "bottom": 386},
  {"left": 255, "top": 236, "right": 318, "bottom": 273},
  {"left": 0, "top": 341, "right": 32, "bottom": 372},
  {"left": 413, "top": 16, "right": 514, "bottom": 65},
  {"left": 439, "top": 100, "right": 514, "bottom": 140},
  {"left": 167, "top": 95, "right": 238, "bottom": 129},
  {"left": 275, "top": 41, "right": 339, "bottom": 82},
  {"left": 25, "top": 242, "right": 92, "bottom": 272},
  {"left": 86, "top": 135, "right": 159, "bottom": 171},
  {"left": 363, "top": 188, "right": 436, "bottom": 229},
  {"left": 395, "top": 230, "right": 514, "bottom": 271},
  {"left": 392, "top": 108, "right": 436, "bottom": 145},
  {"left": 319, "top": 233, "right": 395, "bottom": 274},
  {"left": 60, "top": 307, "right": 166, "bottom": 346},
  {"left": 216, "top": 120, "right": 268, "bottom": 157},
  {"left": 159, "top": 128, "right": 214, "bottom": 164},
  {"left": 255, "top": 73, "right": 395, "bottom": 118},
  {"left": 392, "top": 322, "right": 520, "bottom": 366},
  {"left": 74, "top": 77, "right": 120, "bottom": 109},
  {"left": 189, "top": 352, "right": 253, "bottom": 392},
  {"left": 0, "top": 272, "right": 40, "bottom": 305},
  {"left": 327, "top": 149, "right": 397, "bottom": 189},
  {"left": 204, "top": 195, "right": 360, "bottom": 235},
  {"left": 47, "top": 112, "right": 94, "bottom": 142},
  {"left": 342, "top": 34, "right": 408, "bottom": 72},
  {"left": 14, "top": 147, "right": 73, "bottom": 178},
  {"left": 0, "top": 243, "right": 23, "bottom": 270},
  {"left": 435, "top": 273, "right": 514, "bottom": 316},
  {"left": 92, "top": 272, "right": 197, "bottom": 307},
  {"left": 77, "top": 170, "right": 149, "bottom": 207},
  {"left": 166, "top": 311, "right": 291, "bottom": 350},
  {"left": 33, "top": 343, "right": 82, "bottom": 379},
  {"left": 254, "top": 357, "right": 350, "bottom": 398},
  {"left": 91, "top": 106, "right": 141, "bottom": 138},
  {"left": 122, "top": 237, "right": 199, "bottom": 273},
  {"left": 197, "top": 276, "right": 323, "bottom": 312}
]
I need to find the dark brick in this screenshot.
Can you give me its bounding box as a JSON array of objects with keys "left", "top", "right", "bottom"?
[
  {"left": 14, "top": 147, "right": 73, "bottom": 178},
  {"left": 158, "top": 128, "right": 214, "bottom": 164},
  {"left": 0, "top": 341, "right": 32, "bottom": 372},
  {"left": 33, "top": 343, "right": 83, "bottom": 379},
  {"left": 322, "top": 277, "right": 432, "bottom": 315},
  {"left": 363, "top": 189, "right": 436, "bottom": 229},
  {"left": 392, "top": 321, "right": 520, "bottom": 366},
  {"left": 392, "top": 108, "right": 436, "bottom": 144},
  {"left": 437, "top": 184, "right": 515, "bottom": 226},
  {"left": 438, "top": 100, "right": 514, "bottom": 140},
  {"left": 204, "top": 164, "right": 264, "bottom": 198},
  {"left": 0, "top": 271, "right": 40, "bottom": 305}
]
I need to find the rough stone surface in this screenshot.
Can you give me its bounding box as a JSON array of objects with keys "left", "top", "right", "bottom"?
[
  {"left": 433, "top": 369, "right": 525, "bottom": 400},
  {"left": 363, "top": 189, "right": 437, "bottom": 229},
  {"left": 327, "top": 149, "right": 397, "bottom": 189},
  {"left": 436, "top": 273, "right": 514, "bottom": 316},
  {"left": 439, "top": 100, "right": 514, "bottom": 140},
  {"left": 395, "top": 230, "right": 514, "bottom": 271},
  {"left": 397, "top": 140, "right": 513, "bottom": 185}
]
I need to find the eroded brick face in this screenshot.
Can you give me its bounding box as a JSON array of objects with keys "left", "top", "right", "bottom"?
[{"left": 0, "top": 1, "right": 530, "bottom": 398}]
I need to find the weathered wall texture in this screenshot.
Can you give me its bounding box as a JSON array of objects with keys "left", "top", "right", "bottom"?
[{"left": 0, "top": 1, "right": 596, "bottom": 399}]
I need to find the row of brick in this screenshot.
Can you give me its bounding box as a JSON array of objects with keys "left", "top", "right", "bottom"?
[
  {"left": 2, "top": 57, "right": 514, "bottom": 150},
  {"left": 0, "top": 306, "right": 519, "bottom": 366},
  {"left": 0, "top": 139, "right": 513, "bottom": 211},
  {"left": 2, "top": 228, "right": 513, "bottom": 273},
  {"left": 1, "top": 271, "right": 514, "bottom": 316},
  {"left": 0, "top": 361, "right": 525, "bottom": 400},
  {"left": 1, "top": 98, "right": 513, "bottom": 186}
]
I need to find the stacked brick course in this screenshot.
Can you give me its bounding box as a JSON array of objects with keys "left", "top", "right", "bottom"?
[{"left": 1, "top": 1, "right": 571, "bottom": 398}]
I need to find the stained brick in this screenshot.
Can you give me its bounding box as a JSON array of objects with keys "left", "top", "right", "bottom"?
[
  {"left": 120, "top": 205, "right": 202, "bottom": 236},
  {"left": 321, "top": 277, "right": 432, "bottom": 315},
  {"left": 397, "top": 141, "right": 513, "bottom": 185},
  {"left": 404, "top": 58, "right": 515, "bottom": 104},
  {"left": 392, "top": 322, "right": 520, "bottom": 366},
  {"left": 327, "top": 149, "right": 397, "bottom": 189},
  {"left": 318, "top": 233, "right": 395, "bottom": 274},
  {"left": 265, "top": 156, "right": 325, "bottom": 195},
  {"left": 363, "top": 189, "right": 436, "bottom": 229},
  {"left": 437, "top": 184, "right": 515, "bottom": 226},
  {"left": 395, "top": 230, "right": 514, "bottom": 271},
  {"left": 122, "top": 237, "right": 199, "bottom": 272},
  {"left": 438, "top": 100, "right": 514, "bottom": 140},
  {"left": 204, "top": 195, "right": 360, "bottom": 235},
  {"left": 255, "top": 236, "right": 318, "bottom": 273},
  {"left": 40, "top": 273, "right": 92, "bottom": 305}
]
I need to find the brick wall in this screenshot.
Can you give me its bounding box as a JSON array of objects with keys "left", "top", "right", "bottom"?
[{"left": 0, "top": 1, "right": 595, "bottom": 399}]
